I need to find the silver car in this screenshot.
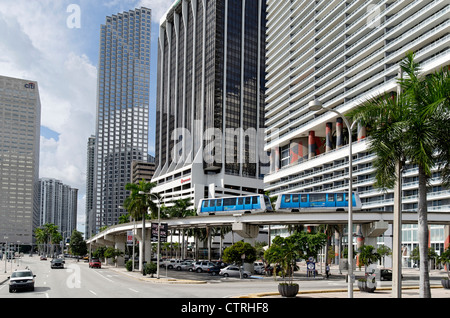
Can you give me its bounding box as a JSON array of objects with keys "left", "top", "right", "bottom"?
[
  {"left": 219, "top": 265, "right": 251, "bottom": 278},
  {"left": 9, "top": 269, "right": 36, "bottom": 293}
]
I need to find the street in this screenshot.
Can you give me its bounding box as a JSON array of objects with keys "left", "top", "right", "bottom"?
[{"left": 1, "top": 255, "right": 448, "bottom": 300}]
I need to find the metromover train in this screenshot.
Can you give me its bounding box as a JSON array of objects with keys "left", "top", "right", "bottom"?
[
  {"left": 275, "top": 192, "right": 362, "bottom": 212},
  {"left": 197, "top": 192, "right": 361, "bottom": 216},
  {"left": 197, "top": 194, "right": 273, "bottom": 215}
]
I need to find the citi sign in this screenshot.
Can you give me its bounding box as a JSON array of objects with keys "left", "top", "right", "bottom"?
[{"left": 24, "top": 83, "right": 35, "bottom": 89}]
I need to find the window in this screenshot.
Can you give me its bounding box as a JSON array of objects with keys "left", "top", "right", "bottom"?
[
  {"left": 292, "top": 195, "right": 299, "bottom": 203},
  {"left": 328, "top": 194, "right": 335, "bottom": 202},
  {"left": 284, "top": 195, "right": 291, "bottom": 203},
  {"left": 224, "top": 198, "right": 236, "bottom": 206},
  {"left": 336, "top": 193, "right": 344, "bottom": 202},
  {"left": 245, "top": 197, "right": 251, "bottom": 204},
  {"left": 252, "top": 196, "right": 258, "bottom": 204},
  {"left": 301, "top": 194, "right": 308, "bottom": 202},
  {"left": 310, "top": 194, "right": 326, "bottom": 202},
  {"left": 203, "top": 200, "right": 209, "bottom": 208}
]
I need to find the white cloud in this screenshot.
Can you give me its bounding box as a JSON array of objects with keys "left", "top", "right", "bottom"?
[{"left": 0, "top": 1, "right": 98, "bottom": 232}]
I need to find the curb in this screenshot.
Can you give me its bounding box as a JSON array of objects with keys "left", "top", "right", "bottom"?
[{"left": 238, "top": 285, "right": 445, "bottom": 298}]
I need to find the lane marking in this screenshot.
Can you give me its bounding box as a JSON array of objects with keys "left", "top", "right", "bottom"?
[
  {"left": 89, "top": 290, "right": 97, "bottom": 295},
  {"left": 128, "top": 288, "right": 139, "bottom": 293}
]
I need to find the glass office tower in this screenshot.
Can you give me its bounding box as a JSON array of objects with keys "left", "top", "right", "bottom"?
[
  {"left": 93, "top": 8, "right": 152, "bottom": 232},
  {"left": 0, "top": 75, "right": 41, "bottom": 245},
  {"left": 153, "top": 0, "right": 267, "bottom": 207}
]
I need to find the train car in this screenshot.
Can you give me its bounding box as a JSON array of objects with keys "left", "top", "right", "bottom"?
[
  {"left": 197, "top": 194, "right": 273, "bottom": 215},
  {"left": 275, "top": 192, "right": 362, "bottom": 212}
]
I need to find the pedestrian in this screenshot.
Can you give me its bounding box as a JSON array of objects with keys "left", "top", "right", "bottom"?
[{"left": 326, "top": 264, "right": 330, "bottom": 279}]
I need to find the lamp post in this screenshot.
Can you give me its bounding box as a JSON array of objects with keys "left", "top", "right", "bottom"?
[
  {"left": 309, "top": 99, "right": 357, "bottom": 298},
  {"left": 139, "top": 191, "right": 162, "bottom": 279}
]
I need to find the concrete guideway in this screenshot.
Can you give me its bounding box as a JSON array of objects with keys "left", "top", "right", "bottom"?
[{"left": 87, "top": 210, "right": 450, "bottom": 245}]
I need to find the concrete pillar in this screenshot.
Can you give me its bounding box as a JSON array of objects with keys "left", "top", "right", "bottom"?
[
  {"left": 357, "top": 123, "right": 366, "bottom": 141},
  {"left": 336, "top": 117, "right": 343, "bottom": 148},
  {"left": 290, "top": 139, "right": 301, "bottom": 164},
  {"left": 115, "top": 241, "right": 126, "bottom": 267},
  {"left": 325, "top": 122, "right": 333, "bottom": 152},
  {"left": 308, "top": 131, "right": 316, "bottom": 159}
]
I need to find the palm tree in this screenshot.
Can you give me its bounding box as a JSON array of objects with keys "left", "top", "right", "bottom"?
[
  {"left": 349, "top": 52, "right": 450, "bottom": 298},
  {"left": 123, "top": 179, "right": 158, "bottom": 273}
]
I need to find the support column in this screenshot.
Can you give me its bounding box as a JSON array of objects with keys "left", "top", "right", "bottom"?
[
  {"left": 336, "top": 118, "right": 343, "bottom": 148},
  {"left": 290, "top": 139, "right": 300, "bottom": 164},
  {"left": 357, "top": 123, "right": 366, "bottom": 141},
  {"left": 326, "top": 122, "right": 333, "bottom": 152},
  {"left": 115, "top": 240, "right": 126, "bottom": 267},
  {"left": 308, "top": 131, "right": 316, "bottom": 159}
]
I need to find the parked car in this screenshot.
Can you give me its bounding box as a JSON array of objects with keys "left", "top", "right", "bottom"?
[
  {"left": 204, "top": 265, "right": 222, "bottom": 276},
  {"left": 50, "top": 258, "right": 64, "bottom": 269},
  {"left": 40, "top": 255, "right": 47, "bottom": 261},
  {"left": 253, "top": 262, "right": 264, "bottom": 274},
  {"left": 89, "top": 258, "right": 101, "bottom": 268},
  {"left": 219, "top": 265, "right": 251, "bottom": 278},
  {"left": 175, "top": 260, "right": 194, "bottom": 271},
  {"left": 191, "top": 261, "right": 216, "bottom": 273},
  {"left": 162, "top": 259, "right": 182, "bottom": 269},
  {"left": 8, "top": 269, "right": 36, "bottom": 293}
]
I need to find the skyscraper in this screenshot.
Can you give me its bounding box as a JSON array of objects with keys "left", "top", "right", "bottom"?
[
  {"left": 85, "top": 135, "right": 95, "bottom": 238},
  {"left": 38, "top": 178, "right": 78, "bottom": 238},
  {"left": 92, "top": 7, "right": 152, "bottom": 232},
  {"left": 153, "top": 0, "right": 267, "bottom": 207},
  {"left": 264, "top": 1, "right": 450, "bottom": 263},
  {"left": 0, "top": 75, "right": 41, "bottom": 245}
]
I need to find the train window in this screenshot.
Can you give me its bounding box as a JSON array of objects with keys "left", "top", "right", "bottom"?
[
  {"left": 301, "top": 194, "right": 308, "bottom": 202},
  {"left": 284, "top": 195, "right": 291, "bottom": 203},
  {"left": 245, "top": 197, "right": 251, "bottom": 204},
  {"left": 238, "top": 198, "right": 244, "bottom": 205},
  {"left": 216, "top": 199, "right": 223, "bottom": 206},
  {"left": 203, "top": 200, "right": 209, "bottom": 207},
  {"left": 252, "top": 196, "right": 258, "bottom": 204},
  {"left": 224, "top": 198, "right": 236, "bottom": 206},
  {"left": 292, "top": 195, "right": 299, "bottom": 203},
  {"left": 336, "top": 194, "right": 343, "bottom": 201},
  {"left": 264, "top": 196, "right": 272, "bottom": 209},
  {"left": 310, "top": 194, "right": 326, "bottom": 202},
  {"left": 328, "top": 194, "right": 334, "bottom": 202},
  {"left": 210, "top": 200, "right": 215, "bottom": 207}
]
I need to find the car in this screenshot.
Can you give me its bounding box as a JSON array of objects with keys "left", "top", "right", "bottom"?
[
  {"left": 40, "top": 255, "right": 47, "bottom": 261},
  {"left": 162, "top": 259, "right": 182, "bottom": 269},
  {"left": 89, "top": 258, "right": 101, "bottom": 268},
  {"left": 253, "top": 262, "right": 264, "bottom": 274},
  {"left": 51, "top": 258, "right": 64, "bottom": 269},
  {"left": 8, "top": 269, "right": 36, "bottom": 293},
  {"left": 191, "top": 261, "right": 216, "bottom": 273},
  {"left": 380, "top": 269, "right": 403, "bottom": 281},
  {"left": 219, "top": 265, "right": 251, "bottom": 278},
  {"left": 175, "top": 260, "right": 194, "bottom": 271},
  {"left": 204, "top": 265, "right": 222, "bottom": 276}
]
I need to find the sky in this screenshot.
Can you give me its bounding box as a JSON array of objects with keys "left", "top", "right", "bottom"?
[{"left": 0, "top": 0, "right": 174, "bottom": 233}]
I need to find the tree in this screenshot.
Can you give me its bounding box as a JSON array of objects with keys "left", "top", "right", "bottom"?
[
  {"left": 223, "top": 241, "right": 257, "bottom": 265},
  {"left": 357, "top": 245, "right": 381, "bottom": 271},
  {"left": 69, "top": 230, "right": 87, "bottom": 259},
  {"left": 34, "top": 223, "right": 61, "bottom": 257},
  {"left": 123, "top": 179, "right": 158, "bottom": 272},
  {"left": 438, "top": 247, "right": 450, "bottom": 279},
  {"left": 349, "top": 52, "right": 450, "bottom": 298}
]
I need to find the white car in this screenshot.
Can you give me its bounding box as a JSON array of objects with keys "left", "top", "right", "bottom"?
[
  {"left": 8, "top": 269, "right": 36, "bottom": 293},
  {"left": 219, "top": 265, "right": 251, "bottom": 278},
  {"left": 175, "top": 260, "right": 194, "bottom": 271},
  {"left": 253, "top": 262, "right": 264, "bottom": 274}
]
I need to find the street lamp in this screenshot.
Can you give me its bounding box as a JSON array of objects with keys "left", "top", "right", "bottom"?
[
  {"left": 139, "top": 191, "right": 162, "bottom": 279},
  {"left": 309, "top": 99, "right": 357, "bottom": 298}
]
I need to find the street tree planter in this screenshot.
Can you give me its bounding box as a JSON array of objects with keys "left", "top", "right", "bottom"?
[
  {"left": 441, "top": 278, "right": 450, "bottom": 289},
  {"left": 357, "top": 278, "right": 377, "bottom": 293},
  {"left": 278, "top": 283, "right": 299, "bottom": 298}
]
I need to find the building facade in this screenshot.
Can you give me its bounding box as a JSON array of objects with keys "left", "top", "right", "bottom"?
[
  {"left": 38, "top": 178, "right": 78, "bottom": 239},
  {"left": 0, "top": 75, "right": 41, "bottom": 245},
  {"left": 153, "top": 0, "right": 267, "bottom": 208},
  {"left": 85, "top": 135, "right": 96, "bottom": 238},
  {"left": 264, "top": 0, "right": 450, "bottom": 265},
  {"left": 92, "top": 8, "right": 152, "bottom": 233}
]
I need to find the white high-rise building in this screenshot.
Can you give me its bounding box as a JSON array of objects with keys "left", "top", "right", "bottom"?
[
  {"left": 0, "top": 75, "right": 41, "bottom": 245},
  {"left": 264, "top": 0, "right": 450, "bottom": 264},
  {"left": 38, "top": 178, "right": 78, "bottom": 238}
]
